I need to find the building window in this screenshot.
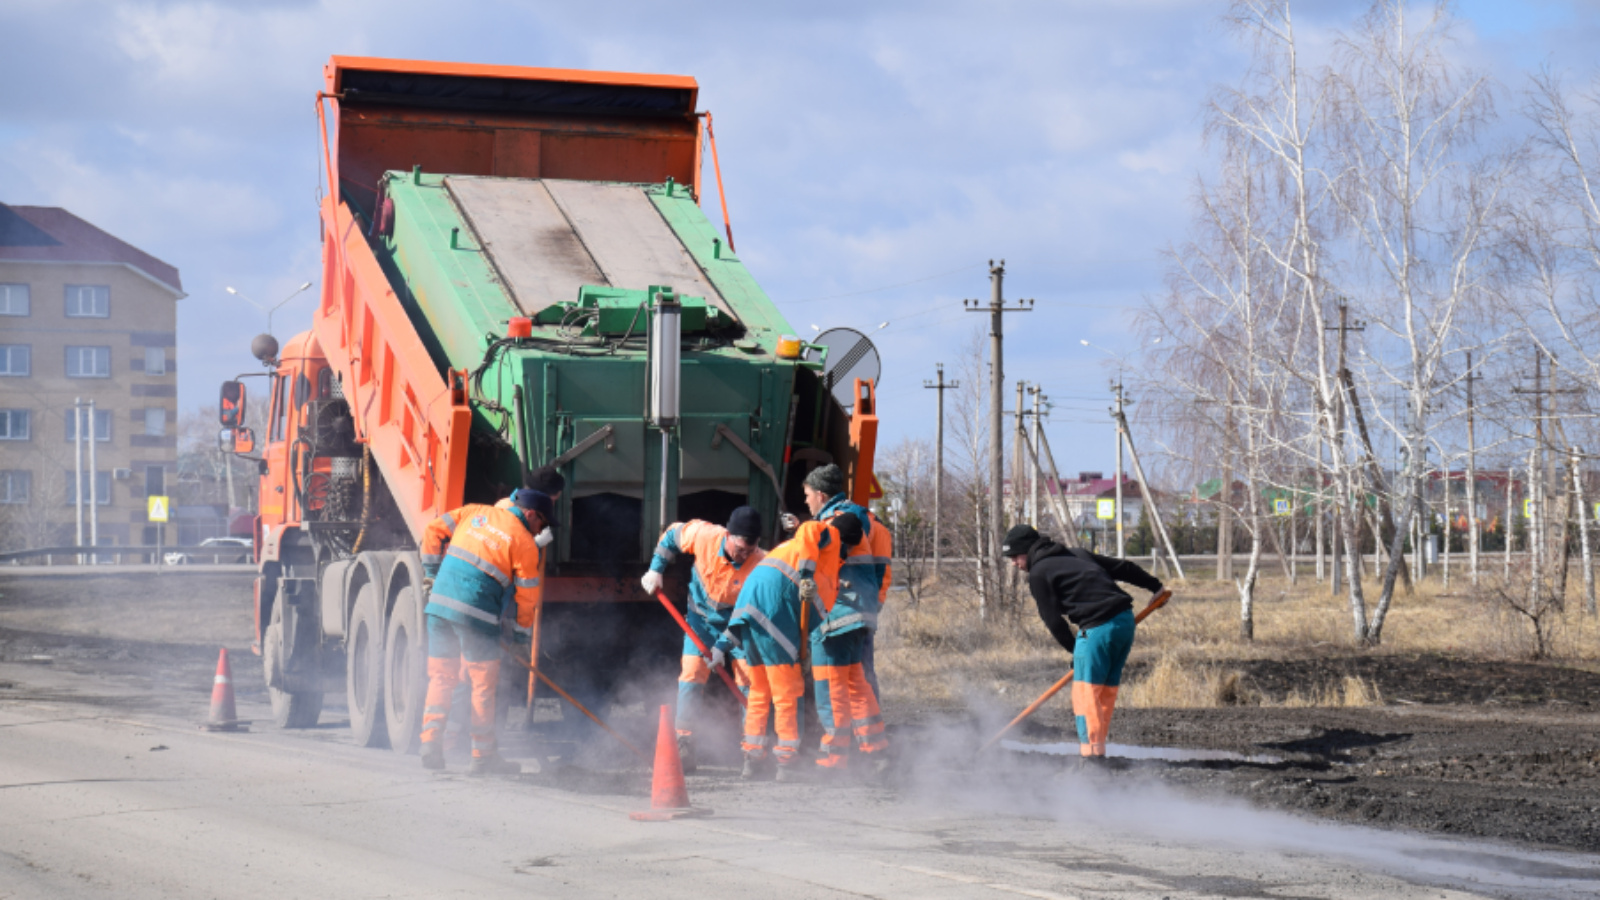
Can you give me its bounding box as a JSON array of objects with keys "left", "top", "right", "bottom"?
[
  {"left": 65, "top": 470, "right": 112, "bottom": 506},
  {"left": 64, "top": 409, "right": 112, "bottom": 442},
  {"left": 145, "top": 465, "right": 165, "bottom": 497},
  {"left": 0, "top": 409, "right": 30, "bottom": 440},
  {"left": 144, "top": 407, "right": 166, "bottom": 436},
  {"left": 0, "top": 470, "right": 30, "bottom": 504},
  {"left": 65, "top": 284, "right": 110, "bottom": 318},
  {"left": 0, "top": 284, "right": 28, "bottom": 316},
  {"left": 0, "top": 345, "right": 30, "bottom": 376},
  {"left": 144, "top": 346, "right": 167, "bottom": 375},
  {"left": 66, "top": 346, "right": 111, "bottom": 378}
]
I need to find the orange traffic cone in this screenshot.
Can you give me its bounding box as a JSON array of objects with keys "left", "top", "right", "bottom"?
[
  {"left": 629, "top": 704, "right": 710, "bottom": 821},
  {"left": 200, "top": 648, "right": 249, "bottom": 732}
]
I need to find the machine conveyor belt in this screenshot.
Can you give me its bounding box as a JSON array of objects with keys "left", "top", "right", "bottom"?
[{"left": 443, "top": 175, "right": 731, "bottom": 319}]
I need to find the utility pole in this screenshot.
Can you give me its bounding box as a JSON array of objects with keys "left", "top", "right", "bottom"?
[
  {"left": 1326, "top": 300, "right": 1365, "bottom": 595},
  {"left": 1465, "top": 351, "right": 1479, "bottom": 586},
  {"left": 1512, "top": 349, "right": 1579, "bottom": 598},
  {"left": 1030, "top": 385, "right": 1044, "bottom": 528},
  {"left": 74, "top": 398, "right": 84, "bottom": 565},
  {"left": 1113, "top": 378, "right": 1127, "bottom": 557},
  {"left": 1013, "top": 379, "right": 1027, "bottom": 526},
  {"left": 923, "top": 363, "right": 958, "bottom": 579},
  {"left": 1111, "top": 395, "right": 1186, "bottom": 579},
  {"left": 965, "top": 261, "right": 1032, "bottom": 589},
  {"left": 88, "top": 398, "right": 98, "bottom": 563}
]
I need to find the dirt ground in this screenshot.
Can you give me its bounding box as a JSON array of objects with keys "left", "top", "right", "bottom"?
[{"left": 5, "top": 570, "right": 1599, "bottom": 858}]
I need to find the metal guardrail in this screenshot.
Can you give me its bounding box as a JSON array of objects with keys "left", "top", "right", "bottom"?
[{"left": 0, "top": 545, "right": 254, "bottom": 566}]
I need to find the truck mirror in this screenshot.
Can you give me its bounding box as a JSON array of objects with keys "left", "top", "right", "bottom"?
[
  {"left": 220, "top": 381, "right": 247, "bottom": 428},
  {"left": 232, "top": 427, "right": 257, "bottom": 455}
]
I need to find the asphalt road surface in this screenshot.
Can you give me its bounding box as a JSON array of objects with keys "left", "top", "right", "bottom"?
[{"left": 3, "top": 571, "right": 1600, "bottom": 899}]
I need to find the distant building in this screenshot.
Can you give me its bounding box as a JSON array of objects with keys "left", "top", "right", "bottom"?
[
  {"left": 0, "top": 202, "right": 184, "bottom": 551},
  {"left": 1007, "top": 470, "right": 1146, "bottom": 549}
]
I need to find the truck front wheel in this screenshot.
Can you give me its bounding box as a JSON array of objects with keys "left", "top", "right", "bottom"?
[
  {"left": 263, "top": 602, "right": 324, "bottom": 728},
  {"left": 346, "top": 582, "right": 389, "bottom": 747}
]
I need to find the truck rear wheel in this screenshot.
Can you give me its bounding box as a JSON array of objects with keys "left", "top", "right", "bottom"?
[
  {"left": 346, "top": 582, "right": 389, "bottom": 748},
  {"left": 263, "top": 603, "right": 324, "bottom": 728},
  {"left": 383, "top": 575, "right": 427, "bottom": 754}
]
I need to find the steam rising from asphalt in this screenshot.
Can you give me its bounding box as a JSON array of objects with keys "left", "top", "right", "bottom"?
[{"left": 887, "top": 703, "right": 1600, "bottom": 900}]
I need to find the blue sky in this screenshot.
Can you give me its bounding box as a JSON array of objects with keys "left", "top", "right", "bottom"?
[{"left": 2, "top": 0, "right": 1596, "bottom": 478}]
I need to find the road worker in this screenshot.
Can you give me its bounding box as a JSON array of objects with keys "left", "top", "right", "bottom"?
[
  {"left": 802, "top": 465, "right": 891, "bottom": 772},
  {"left": 418, "top": 489, "right": 554, "bottom": 774},
  {"left": 480, "top": 468, "right": 563, "bottom": 737},
  {"left": 640, "top": 506, "right": 767, "bottom": 773},
  {"left": 712, "top": 516, "right": 862, "bottom": 782},
  {"left": 1003, "top": 523, "right": 1162, "bottom": 764}
]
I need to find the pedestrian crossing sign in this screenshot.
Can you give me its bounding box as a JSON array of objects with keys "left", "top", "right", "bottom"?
[
  {"left": 1524, "top": 498, "right": 1533, "bottom": 519},
  {"left": 147, "top": 495, "right": 170, "bottom": 523},
  {"left": 1273, "top": 498, "right": 1291, "bottom": 516},
  {"left": 1095, "top": 499, "right": 1116, "bottom": 520}
]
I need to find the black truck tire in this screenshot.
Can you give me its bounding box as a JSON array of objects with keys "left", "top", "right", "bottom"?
[
  {"left": 383, "top": 574, "right": 427, "bottom": 754},
  {"left": 263, "top": 603, "right": 324, "bottom": 729},
  {"left": 346, "top": 582, "right": 389, "bottom": 748}
]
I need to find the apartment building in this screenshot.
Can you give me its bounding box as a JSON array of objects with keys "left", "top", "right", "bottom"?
[{"left": 0, "top": 202, "right": 185, "bottom": 551}]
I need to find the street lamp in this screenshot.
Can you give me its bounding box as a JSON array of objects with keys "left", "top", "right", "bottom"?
[{"left": 227, "top": 281, "right": 313, "bottom": 337}]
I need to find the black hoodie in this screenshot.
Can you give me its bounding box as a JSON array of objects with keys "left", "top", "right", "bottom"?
[{"left": 1026, "top": 538, "right": 1163, "bottom": 653}]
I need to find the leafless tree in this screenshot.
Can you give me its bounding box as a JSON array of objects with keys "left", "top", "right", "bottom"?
[
  {"left": 1326, "top": 0, "right": 1505, "bottom": 643},
  {"left": 1210, "top": 1, "right": 1381, "bottom": 640},
  {"left": 876, "top": 436, "right": 934, "bottom": 605}
]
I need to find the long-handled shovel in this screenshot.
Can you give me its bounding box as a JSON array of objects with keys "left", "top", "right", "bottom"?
[
  {"left": 976, "top": 589, "right": 1173, "bottom": 754},
  {"left": 654, "top": 589, "right": 747, "bottom": 707},
  {"left": 500, "top": 640, "right": 649, "bottom": 764}
]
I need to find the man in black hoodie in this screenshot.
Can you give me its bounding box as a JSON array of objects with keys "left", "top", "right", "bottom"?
[{"left": 1002, "top": 524, "right": 1163, "bottom": 760}]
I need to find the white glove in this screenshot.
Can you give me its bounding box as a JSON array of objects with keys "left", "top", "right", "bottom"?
[
  {"left": 640, "top": 570, "right": 664, "bottom": 595},
  {"left": 779, "top": 513, "right": 799, "bottom": 534},
  {"left": 421, "top": 577, "right": 434, "bottom": 595},
  {"left": 535, "top": 527, "right": 554, "bottom": 548},
  {"left": 798, "top": 578, "right": 817, "bottom": 603},
  {"left": 708, "top": 646, "right": 726, "bottom": 669}
]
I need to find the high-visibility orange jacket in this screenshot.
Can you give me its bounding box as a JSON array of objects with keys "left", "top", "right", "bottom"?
[
  {"left": 650, "top": 520, "right": 765, "bottom": 623},
  {"left": 715, "top": 520, "right": 844, "bottom": 665},
  {"left": 421, "top": 503, "right": 544, "bottom": 634}
]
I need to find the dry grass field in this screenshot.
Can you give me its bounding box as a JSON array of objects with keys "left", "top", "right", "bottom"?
[{"left": 876, "top": 566, "right": 1600, "bottom": 712}]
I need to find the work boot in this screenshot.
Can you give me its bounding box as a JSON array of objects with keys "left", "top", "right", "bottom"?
[
  {"left": 420, "top": 743, "right": 445, "bottom": 771},
  {"left": 468, "top": 753, "right": 522, "bottom": 777},
  {"left": 862, "top": 752, "right": 892, "bottom": 779},
  {"left": 774, "top": 759, "right": 805, "bottom": 783},
  {"left": 677, "top": 734, "right": 698, "bottom": 775},
  {"left": 740, "top": 754, "right": 770, "bottom": 781},
  {"left": 1077, "top": 755, "right": 1124, "bottom": 774}
]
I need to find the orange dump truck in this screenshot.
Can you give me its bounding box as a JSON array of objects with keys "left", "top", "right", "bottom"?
[{"left": 217, "top": 56, "right": 881, "bottom": 752}]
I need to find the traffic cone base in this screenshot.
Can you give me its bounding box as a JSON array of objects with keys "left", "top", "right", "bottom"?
[
  {"left": 200, "top": 647, "right": 250, "bottom": 732},
  {"left": 630, "top": 704, "right": 710, "bottom": 822}
]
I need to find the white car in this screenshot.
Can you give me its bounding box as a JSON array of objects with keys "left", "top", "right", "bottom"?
[{"left": 165, "top": 536, "right": 253, "bottom": 566}]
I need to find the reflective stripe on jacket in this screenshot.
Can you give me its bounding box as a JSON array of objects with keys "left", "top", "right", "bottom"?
[
  {"left": 650, "top": 520, "right": 765, "bottom": 622},
  {"left": 421, "top": 503, "right": 544, "bottom": 634}
]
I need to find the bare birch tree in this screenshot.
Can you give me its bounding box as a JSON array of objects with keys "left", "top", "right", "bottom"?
[{"left": 1328, "top": 0, "right": 1504, "bottom": 642}]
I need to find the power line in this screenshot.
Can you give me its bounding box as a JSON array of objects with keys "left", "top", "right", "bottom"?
[{"left": 782, "top": 261, "right": 986, "bottom": 305}]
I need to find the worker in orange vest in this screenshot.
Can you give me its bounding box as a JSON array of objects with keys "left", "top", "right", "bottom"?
[
  {"left": 711, "top": 516, "right": 863, "bottom": 781},
  {"left": 418, "top": 489, "right": 553, "bottom": 774},
  {"left": 641, "top": 506, "right": 767, "bottom": 773},
  {"left": 803, "top": 465, "right": 891, "bottom": 772}
]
